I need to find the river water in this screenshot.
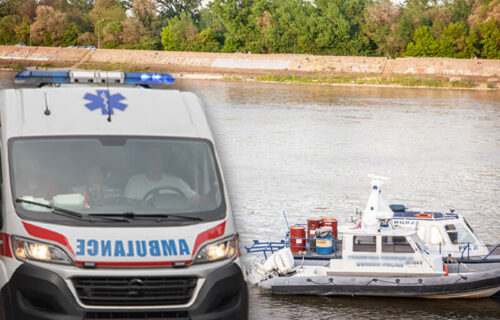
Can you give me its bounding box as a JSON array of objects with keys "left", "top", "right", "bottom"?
[{"left": 1, "top": 71, "right": 499, "bottom": 319}]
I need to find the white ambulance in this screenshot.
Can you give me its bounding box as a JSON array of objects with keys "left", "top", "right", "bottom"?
[{"left": 0, "top": 70, "right": 248, "bottom": 320}]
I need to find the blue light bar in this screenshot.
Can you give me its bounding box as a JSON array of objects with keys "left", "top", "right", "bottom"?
[
  {"left": 124, "top": 72, "right": 175, "bottom": 84},
  {"left": 14, "top": 70, "right": 175, "bottom": 85},
  {"left": 15, "top": 70, "right": 70, "bottom": 84}
]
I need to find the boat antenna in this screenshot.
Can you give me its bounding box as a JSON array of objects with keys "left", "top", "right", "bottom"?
[{"left": 282, "top": 210, "right": 290, "bottom": 230}]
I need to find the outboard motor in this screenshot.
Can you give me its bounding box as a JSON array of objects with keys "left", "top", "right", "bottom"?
[{"left": 247, "top": 248, "right": 295, "bottom": 284}]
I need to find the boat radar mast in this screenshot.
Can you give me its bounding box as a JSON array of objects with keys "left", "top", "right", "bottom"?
[{"left": 361, "top": 175, "right": 394, "bottom": 228}]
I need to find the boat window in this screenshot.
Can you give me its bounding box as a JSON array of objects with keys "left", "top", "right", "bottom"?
[
  {"left": 445, "top": 224, "right": 475, "bottom": 244},
  {"left": 382, "top": 236, "right": 414, "bottom": 253},
  {"left": 410, "top": 233, "right": 430, "bottom": 254},
  {"left": 430, "top": 226, "right": 445, "bottom": 245},
  {"left": 464, "top": 219, "right": 475, "bottom": 234},
  {"left": 353, "top": 236, "right": 376, "bottom": 252}
]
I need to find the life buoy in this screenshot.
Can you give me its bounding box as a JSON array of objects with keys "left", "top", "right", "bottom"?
[
  {"left": 443, "top": 263, "right": 449, "bottom": 276},
  {"left": 351, "top": 221, "right": 362, "bottom": 229},
  {"left": 414, "top": 212, "right": 435, "bottom": 219}
]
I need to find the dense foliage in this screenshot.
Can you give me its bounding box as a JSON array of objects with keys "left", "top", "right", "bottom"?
[{"left": 0, "top": 0, "right": 498, "bottom": 58}]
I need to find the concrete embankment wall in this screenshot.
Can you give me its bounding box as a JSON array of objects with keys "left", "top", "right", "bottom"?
[{"left": 1, "top": 45, "right": 499, "bottom": 81}]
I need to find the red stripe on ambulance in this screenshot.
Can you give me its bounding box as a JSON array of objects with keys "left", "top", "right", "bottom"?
[
  {"left": 22, "top": 222, "right": 75, "bottom": 255},
  {"left": 0, "top": 233, "right": 13, "bottom": 257}
]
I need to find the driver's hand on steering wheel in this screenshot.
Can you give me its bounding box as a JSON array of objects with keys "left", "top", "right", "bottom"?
[{"left": 190, "top": 186, "right": 216, "bottom": 205}]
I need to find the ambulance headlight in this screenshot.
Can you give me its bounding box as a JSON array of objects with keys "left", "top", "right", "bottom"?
[
  {"left": 194, "top": 236, "right": 237, "bottom": 264},
  {"left": 13, "top": 237, "right": 72, "bottom": 265}
]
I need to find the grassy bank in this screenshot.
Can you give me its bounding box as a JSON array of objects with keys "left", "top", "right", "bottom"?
[{"left": 252, "top": 74, "right": 483, "bottom": 89}]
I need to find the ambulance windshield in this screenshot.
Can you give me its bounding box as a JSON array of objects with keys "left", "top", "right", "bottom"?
[{"left": 10, "top": 136, "right": 225, "bottom": 224}]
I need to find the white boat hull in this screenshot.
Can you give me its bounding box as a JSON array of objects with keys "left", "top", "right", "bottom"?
[{"left": 258, "top": 267, "right": 500, "bottom": 299}]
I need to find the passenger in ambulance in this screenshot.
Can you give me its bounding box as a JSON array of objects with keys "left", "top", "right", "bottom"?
[
  {"left": 73, "top": 164, "right": 120, "bottom": 206},
  {"left": 124, "top": 149, "right": 201, "bottom": 203},
  {"left": 16, "top": 157, "right": 59, "bottom": 200}
]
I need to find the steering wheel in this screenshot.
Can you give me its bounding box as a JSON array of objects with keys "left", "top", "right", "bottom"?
[{"left": 142, "top": 186, "right": 188, "bottom": 204}]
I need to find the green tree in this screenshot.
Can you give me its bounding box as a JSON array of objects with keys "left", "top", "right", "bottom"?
[
  {"left": 61, "top": 22, "right": 80, "bottom": 46},
  {"left": 31, "top": 5, "right": 68, "bottom": 46},
  {"left": 450, "top": 0, "right": 473, "bottom": 24},
  {"left": 157, "top": 0, "right": 201, "bottom": 19},
  {"left": 438, "top": 22, "right": 468, "bottom": 57},
  {"left": 14, "top": 18, "right": 30, "bottom": 44},
  {"left": 161, "top": 12, "right": 199, "bottom": 51},
  {"left": 210, "top": 0, "right": 253, "bottom": 52},
  {"left": 131, "top": 0, "right": 157, "bottom": 30},
  {"left": 101, "top": 19, "right": 122, "bottom": 48},
  {"left": 193, "top": 27, "right": 219, "bottom": 52},
  {"left": 464, "top": 27, "right": 480, "bottom": 57},
  {"left": 91, "top": 0, "right": 126, "bottom": 23},
  {"left": 479, "top": 20, "right": 500, "bottom": 59},
  {"left": 0, "top": 15, "right": 19, "bottom": 44},
  {"left": 404, "top": 25, "right": 440, "bottom": 56},
  {"left": 363, "top": 0, "right": 401, "bottom": 56}
]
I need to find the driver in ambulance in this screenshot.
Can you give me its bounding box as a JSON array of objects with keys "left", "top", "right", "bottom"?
[{"left": 124, "top": 148, "right": 200, "bottom": 202}]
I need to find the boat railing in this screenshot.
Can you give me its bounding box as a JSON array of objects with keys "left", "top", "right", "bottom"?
[
  {"left": 460, "top": 243, "right": 471, "bottom": 260},
  {"left": 245, "top": 234, "right": 340, "bottom": 259},
  {"left": 482, "top": 244, "right": 500, "bottom": 261},
  {"left": 244, "top": 240, "right": 287, "bottom": 259},
  {"left": 456, "top": 243, "right": 500, "bottom": 262}
]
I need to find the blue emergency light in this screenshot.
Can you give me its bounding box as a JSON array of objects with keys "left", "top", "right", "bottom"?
[
  {"left": 15, "top": 70, "right": 70, "bottom": 84},
  {"left": 123, "top": 72, "right": 175, "bottom": 84},
  {"left": 14, "top": 70, "right": 174, "bottom": 85}
]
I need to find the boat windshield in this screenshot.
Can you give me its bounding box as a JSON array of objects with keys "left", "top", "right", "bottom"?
[
  {"left": 410, "top": 233, "right": 430, "bottom": 254},
  {"left": 445, "top": 223, "right": 476, "bottom": 244},
  {"left": 9, "top": 136, "right": 225, "bottom": 225}
]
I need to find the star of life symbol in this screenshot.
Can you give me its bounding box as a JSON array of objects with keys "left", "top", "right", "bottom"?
[{"left": 83, "top": 90, "right": 127, "bottom": 115}]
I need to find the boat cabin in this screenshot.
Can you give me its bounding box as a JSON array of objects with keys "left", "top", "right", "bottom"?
[
  {"left": 390, "top": 205, "right": 489, "bottom": 258},
  {"left": 319, "top": 227, "right": 445, "bottom": 277}
]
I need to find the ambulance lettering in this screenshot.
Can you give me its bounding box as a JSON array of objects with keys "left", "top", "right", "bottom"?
[{"left": 75, "top": 239, "right": 191, "bottom": 257}]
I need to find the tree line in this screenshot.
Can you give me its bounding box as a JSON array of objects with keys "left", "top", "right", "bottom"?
[{"left": 0, "top": 0, "right": 499, "bottom": 58}]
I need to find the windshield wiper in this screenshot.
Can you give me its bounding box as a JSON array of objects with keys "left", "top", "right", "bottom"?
[
  {"left": 15, "top": 198, "right": 129, "bottom": 223},
  {"left": 91, "top": 212, "right": 203, "bottom": 222}
]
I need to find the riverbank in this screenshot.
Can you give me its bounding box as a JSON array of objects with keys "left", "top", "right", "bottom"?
[{"left": 1, "top": 45, "right": 499, "bottom": 89}]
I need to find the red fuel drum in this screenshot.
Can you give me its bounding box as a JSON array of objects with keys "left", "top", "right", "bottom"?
[
  {"left": 321, "top": 217, "right": 338, "bottom": 239},
  {"left": 307, "top": 218, "right": 321, "bottom": 238},
  {"left": 289, "top": 226, "right": 306, "bottom": 253},
  {"left": 307, "top": 218, "right": 321, "bottom": 251}
]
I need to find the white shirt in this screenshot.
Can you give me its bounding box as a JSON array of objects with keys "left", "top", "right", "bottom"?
[{"left": 124, "top": 173, "right": 197, "bottom": 200}]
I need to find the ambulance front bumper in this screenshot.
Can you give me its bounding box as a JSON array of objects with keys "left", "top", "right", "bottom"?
[{"left": 1, "top": 261, "right": 248, "bottom": 320}]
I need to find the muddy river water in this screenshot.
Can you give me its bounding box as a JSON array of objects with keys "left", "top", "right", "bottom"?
[{"left": 1, "top": 71, "right": 499, "bottom": 319}]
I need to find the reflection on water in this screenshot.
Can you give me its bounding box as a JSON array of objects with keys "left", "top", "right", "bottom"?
[
  {"left": 1, "top": 71, "right": 499, "bottom": 319},
  {"left": 252, "top": 290, "right": 500, "bottom": 320}
]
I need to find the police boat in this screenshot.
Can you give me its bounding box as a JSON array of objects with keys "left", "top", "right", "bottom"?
[
  {"left": 246, "top": 178, "right": 499, "bottom": 267},
  {"left": 247, "top": 179, "right": 500, "bottom": 298}
]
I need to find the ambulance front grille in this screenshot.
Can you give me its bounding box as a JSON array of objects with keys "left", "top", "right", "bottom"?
[
  {"left": 85, "top": 311, "right": 189, "bottom": 319},
  {"left": 72, "top": 276, "right": 197, "bottom": 306}
]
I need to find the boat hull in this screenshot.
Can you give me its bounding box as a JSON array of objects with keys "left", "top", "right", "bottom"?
[{"left": 258, "top": 269, "right": 500, "bottom": 299}]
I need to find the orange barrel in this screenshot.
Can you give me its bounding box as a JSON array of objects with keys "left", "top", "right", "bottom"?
[
  {"left": 307, "top": 218, "right": 322, "bottom": 251},
  {"left": 289, "top": 226, "right": 306, "bottom": 253},
  {"left": 321, "top": 217, "right": 338, "bottom": 239}
]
